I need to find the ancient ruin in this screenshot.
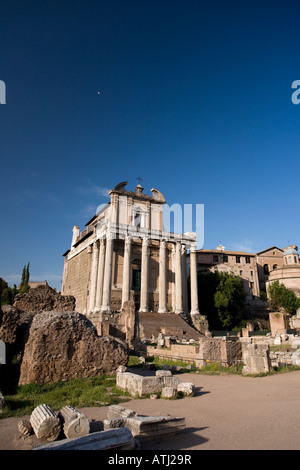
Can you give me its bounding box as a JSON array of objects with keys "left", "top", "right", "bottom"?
[
  {"left": 19, "top": 311, "right": 128, "bottom": 385},
  {"left": 61, "top": 181, "right": 209, "bottom": 339},
  {"left": 116, "top": 366, "right": 194, "bottom": 398}
]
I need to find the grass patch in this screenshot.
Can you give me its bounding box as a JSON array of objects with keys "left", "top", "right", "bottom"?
[
  {"left": 196, "top": 361, "right": 243, "bottom": 375},
  {"left": 0, "top": 375, "right": 131, "bottom": 420}
]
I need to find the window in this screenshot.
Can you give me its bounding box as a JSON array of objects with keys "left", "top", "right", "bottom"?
[
  {"left": 239, "top": 270, "right": 243, "bottom": 276},
  {"left": 213, "top": 255, "right": 218, "bottom": 262},
  {"left": 263, "top": 264, "right": 269, "bottom": 275},
  {"left": 295, "top": 257, "right": 298, "bottom": 264},
  {"left": 289, "top": 256, "right": 292, "bottom": 264},
  {"left": 251, "top": 271, "right": 253, "bottom": 277},
  {"left": 223, "top": 254, "right": 228, "bottom": 262},
  {"left": 273, "top": 264, "right": 277, "bottom": 270},
  {"left": 245, "top": 256, "right": 250, "bottom": 263},
  {"left": 236, "top": 256, "right": 241, "bottom": 263}
]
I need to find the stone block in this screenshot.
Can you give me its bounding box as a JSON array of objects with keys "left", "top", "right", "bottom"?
[
  {"left": 33, "top": 427, "right": 135, "bottom": 450},
  {"left": 103, "top": 418, "right": 125, "bottom": 431},
  {"left": 177, "top": 382, "right": 195, "bottom": 396},
  {"left": 161, "top": 387, "right": 177, "bottom": 398},
  {"left": 126, "top": 415, "right": 185, "bottom": 440},
  {"left": 156, "top": 370, "right": 172, "bottom": 377},
  {"left": 291, "top": 350, "right": 300, "bottom": 366},
  {"left": 104, "top": 406, "right": 186, "bottom": 441},
  {"left": 242, "top": 343, "right": 271, "bottom": 375},
  {"left": 107, "top": 405, "right": 137, "bottom": 420}
]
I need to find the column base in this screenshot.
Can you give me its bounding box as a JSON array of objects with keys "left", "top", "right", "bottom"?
[
  {"left": 100, "top": 306, "right": 112, "bottom": 314},
  {"left": 175, "top": 309, "right": 184, "bottom": 315},
  {"left": 158, "top": 308, "right": 168, "bottom": 314},
  {"left": 190, "top": 310, "right": 200, "bottom": 316},
  {"left": 139, "top": 308, "right": 149, "bottom": 313}
]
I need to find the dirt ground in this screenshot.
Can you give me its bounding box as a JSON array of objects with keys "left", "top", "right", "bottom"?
[{"left": 1, "top": 370, "right": 300, "bottom": 451}]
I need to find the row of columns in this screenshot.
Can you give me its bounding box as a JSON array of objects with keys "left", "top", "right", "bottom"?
[{"left": 88, "top": 236, "right": 199, "bottom": 316}]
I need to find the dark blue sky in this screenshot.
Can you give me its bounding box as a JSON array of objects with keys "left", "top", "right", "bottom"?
[{"left": 1, "top": 0, "right": 300, "bottom": 290}]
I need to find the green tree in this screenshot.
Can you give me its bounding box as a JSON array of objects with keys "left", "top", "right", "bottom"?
[
  {"left": 268, "top": 280, "right": 300, "bottom": 315},
  {"left": 196, "top": 270, "right": 246, "bottom": 330},
  {"left": 214, "top": 272, "right": 246, "bottom": 329},
  {"left": 1, "top": 278, "right": 19, "bottom": 305},
  {"left": 19, "top": 262, "right": 30, "bottom": 294}
]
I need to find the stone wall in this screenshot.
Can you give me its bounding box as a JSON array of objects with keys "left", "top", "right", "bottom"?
[
  {"left": 146, "top": 337, "right": 242, "bottom": 368},
  {"left": 62, "top": 247, "right": 91, "bottom": 313},
  {"left": 269, "top": 312, "right": 289, "bottom": 336}
]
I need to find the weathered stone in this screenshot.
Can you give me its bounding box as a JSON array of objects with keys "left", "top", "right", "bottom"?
[
  {"left": 156, "top": 369, "right": 172, "bottom": 377},
  {"left": 242, "top": 343, "right": 271, "bottom": 375},
  {"left": 104, "top": 405, "right": 186, "bottom": 441},
  {"left": 14, "top": 283, "right": 76, "bottom": 313},
  {"left": 19, "top": 311, "right": 128, "bottom": 385},
  {"left": 177, "top": 382, "right": 195, "bottom": 396},
  {"left": 117, "top": 370, "right": 183, "bottom": 397},
  {"left": 0, "top": 305, "right": 33, "bottom": 363},
  {"left": 107, "top": 405, "right": 137, "bottom": 420},
  {"left": 126, "top": 415, "right": 185, "bottom": 440},
  {"left": 18, "top": 419, "right": 33, "bottom": 436},
  {"left": 291, "top": 350, "right": 300, "bottom": 366},
  {"left": 33, "top": 427, "right": 135, "bottom": 450},
  {"left": 150, "top": 394, "right": 159, "bottom": 399},
  {"left": 103, "top": 418, "right": 125, "bottom": 430},
  {"left": 30, "top": 404, "right": 61, "bottom": 441},
  {"left": 161, "top": 387, "right": 177, "bottom": 398},
  {"left": 58, "top": 406, "right": 90, "bottom": 439}
]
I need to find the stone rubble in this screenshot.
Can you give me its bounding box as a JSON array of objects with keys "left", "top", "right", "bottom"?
[
  {"left": 58, "top": 405, "right": 90, "bottom": 439},
  {"left": 33, "top": 427, "right": 135, "bottom": 450},
  {"left": 103, "top": 405, "right": 186, "bottom": 441},
  {"left": 116, "top": 367, "right": 195, "bottom": 398},
  {"left": 30, "top": 404, "right": 61, "bottom": 442}
]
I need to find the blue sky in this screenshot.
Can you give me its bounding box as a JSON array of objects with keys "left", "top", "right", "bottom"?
[{"left": 1, "top": 0, "right": 300, "bottom": 291}]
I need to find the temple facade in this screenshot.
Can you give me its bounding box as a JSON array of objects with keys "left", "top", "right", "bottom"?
[{"left": 61, "top": 181, "right": 208, "bottom": 335}]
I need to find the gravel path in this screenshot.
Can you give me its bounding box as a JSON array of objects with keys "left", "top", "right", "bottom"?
[{"left": 1, "top": 371, "right": 300, "bottom": 450}]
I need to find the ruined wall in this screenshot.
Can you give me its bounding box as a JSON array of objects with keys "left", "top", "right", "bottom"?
[
  {"left": 146, "top": 337, "right": 242, "bottom": 368},
  {"left": 61, "top": 247, "right": 91, "bottom": 313},
  {"left": 269, "top": 312, "right": 289, "bottom": 336}
]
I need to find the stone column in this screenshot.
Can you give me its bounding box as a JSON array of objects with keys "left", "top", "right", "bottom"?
[
  {"left": 158, "top": 239, "right": 168, "bottom": 313},
  {"left": 101, "top": 234, "right": 114, "bottom": 314},
  {"left": 175, "top": 241, "right": 183, "bottom": 314},
  {"left": 88, "top": 240, "right": 99, "bottom": 313},
  {"left": 171, "top": 244, "right": 176, "bottom": 311},
  {"left": 95, "top": 238, "right": 106, "bottom": 311},
  {"left": 181, "top": 244, "right": 189, "bottom": 315},
  {"left": 140, "top": 237, "right": 149, "bottom": 312},
  {"left": 122, "top": 236, "right": 132, "bottom": 308},
  {"left": 190, "top": 246, "right": 200, "bottom": 315}
]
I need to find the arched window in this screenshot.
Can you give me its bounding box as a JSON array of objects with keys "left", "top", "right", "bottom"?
[
  {"left": 289, "top": 256, "right": 292, "bottom": 264},
  {"left": 263, "top": 264, "right": 269, "bottom": 275},
  {"left": 273, "top": 264, "right": 277, "bottom": 270},
  {"left": 294, "top": 257, "right": 298, "bottom": 264}
]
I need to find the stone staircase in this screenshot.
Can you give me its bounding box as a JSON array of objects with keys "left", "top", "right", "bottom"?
[{"left": 137, "top": 311, "right": 202, "bottom": 341}]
